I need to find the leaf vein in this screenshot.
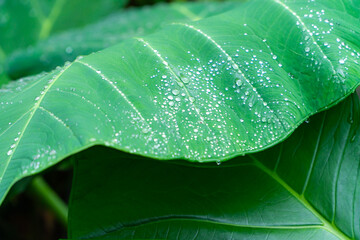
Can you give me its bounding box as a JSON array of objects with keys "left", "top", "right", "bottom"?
[
  {"left": 273, "top": 0, "right": 336, "bottom": 74},
  {"left": 301, "top": 111, "right": 327, "bottom": 195},
  {"left": 76, "top": 60, "right": 149, "bottom": 128},
  {"left": 173, "top": 22, "right": 284, "bottom": 129},
  {"left": 0, "top": 62, "right": 73, "bottom": 182},
  {"left": 134, "top": 37, "right": 208, "bottom": 126}
]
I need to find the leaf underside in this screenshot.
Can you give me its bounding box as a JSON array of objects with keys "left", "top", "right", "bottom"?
[
  {"left": 68, "top": 94, "right": 360, "bottom": 240},
  {"left": 0, "top": 0, "right": 360, "bottom": 206}
]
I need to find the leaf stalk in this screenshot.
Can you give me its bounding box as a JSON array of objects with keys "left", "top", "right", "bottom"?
[{"left": 28, "top": 176, "right": 68, "bottom": 228}]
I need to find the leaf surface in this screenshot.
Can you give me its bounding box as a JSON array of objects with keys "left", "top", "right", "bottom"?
[
  {"left": 0, "top": 0, "right": 360, "bottom": 204},
  {"left": 5, "top": 2, "right": 239, "bottom": 79},
  {"left": 67, "top": 94, "right": 360, "bottom": 240}
]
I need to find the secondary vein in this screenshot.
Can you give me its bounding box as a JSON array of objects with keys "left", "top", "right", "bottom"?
[
  {"left": 0, "top": 62, "right": 73, "bottom": 183},
  {"left": 251, "top": 156, "right": 351, "bottom": 240}
]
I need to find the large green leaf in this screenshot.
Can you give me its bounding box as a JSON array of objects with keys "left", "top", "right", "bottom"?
[
  {"left": 67, "top": 94, "right": 360, "bottom": 240},
  {"left": 0, "top": 0, "right": 360, "bottom": 205},
  {"left": 0, "top": 0, "right": 127, "bottom": 60},
  {"left": 5, "top": 2, "right": 239, "bottom": 79}
]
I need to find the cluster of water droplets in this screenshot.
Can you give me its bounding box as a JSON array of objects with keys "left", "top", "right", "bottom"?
[
  {"left": 136, "top": 26, "right": 308, "bottom": 162},
  {"left": 293, "top": 1, "right": 360, "bottom": 88},
  {"left": 22, "top": 147, "right": 57, "bottom": 175}
]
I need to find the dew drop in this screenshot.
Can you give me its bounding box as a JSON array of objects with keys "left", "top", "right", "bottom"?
[
  {"left": 142, "top": 127, "right": 151, "bottom": 133},
  {"left": 180, "top": 73, "right": 190, "bottom": 84},
  {"left": 337, "top": 68, "right": 345, "bottom": 78},
  {"left": 172, "top": 89, "right": 180, "bottom": 95},
  {"left": 65, "top": 46, "right": 73, "bottom": 54},
  {"left": 182, "top": 77, "right": 190, "bottom": 84},
  {"left": 7, "top": 149, "right": 13, "bottom": 156},
  {"left": 351, "top": 132, "right": 357, "bottom": 142}
]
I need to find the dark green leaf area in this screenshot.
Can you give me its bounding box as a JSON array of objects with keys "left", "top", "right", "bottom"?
[
  {"left": 253, "top": 94, "right": 360, "bottom": 240},
  {"left": 69, "top": 147, "right": 326, "bottom": 240},
  {"left": 68, "top": 94, "right": 360, "bottom": 240}
]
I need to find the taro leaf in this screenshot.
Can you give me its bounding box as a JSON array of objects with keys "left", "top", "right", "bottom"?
[
  {"left": 0, "top": 0, "right": 360, "bottom": 205},
  {"left": 0, "top": 0, "right": 127, "bottom": 57},
  {"left": 67, "top": 94, "right": 360, "bottom": 240},
  {"left": 5, "top": 2, "right": 239, "bottom": 79}
]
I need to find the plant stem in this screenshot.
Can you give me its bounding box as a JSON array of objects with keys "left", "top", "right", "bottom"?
[{"left": 28, "top": 176, "right": 68, "bottom": 227}]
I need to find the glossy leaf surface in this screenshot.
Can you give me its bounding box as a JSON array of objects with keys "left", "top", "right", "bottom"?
[
  {"left": 0, "top": 0, "right": 360, "bottom": 205},
  {"left": 5, "top": 2, "right": 239, "bottom": 79},
  {"left": 68, "top": 94, "right": 360, "bottom": 240}
]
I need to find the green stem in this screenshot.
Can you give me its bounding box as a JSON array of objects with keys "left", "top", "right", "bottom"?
[
  {"left": 28, "top": 176, "right": 68, "bottom": 227},
  {"left": 38, "top": 0, "right": 66, "bottom": 40}
]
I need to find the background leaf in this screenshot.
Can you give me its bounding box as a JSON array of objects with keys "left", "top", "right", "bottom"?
[
  {"left": 0, "top": 0, "right": 128, "bottom": 86},
  {"left": 0, "top": 0, "right": 359, "bottom": 206},
  {"left": 4, "top": 2, "right": 239, "bottom": 79},
  {"left": 0, "top": 0, "right": 127, "bottom": 55},
  {"left": 67, "top": 94, "right": 360, "bottom": 240}
]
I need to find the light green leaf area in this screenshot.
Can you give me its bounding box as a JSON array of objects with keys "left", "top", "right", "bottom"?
[
  {"left": 5, "top": 2, "right": 239, "bottom": 79},
  {"left": 0, "top": 0, "right": 127, "bottom": 58},
  {"left": 0, "top": 0, "right": 360, "bottom": 204},
  {"left": 67, "top": 95, "right": 360, "bottom": 240}
]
